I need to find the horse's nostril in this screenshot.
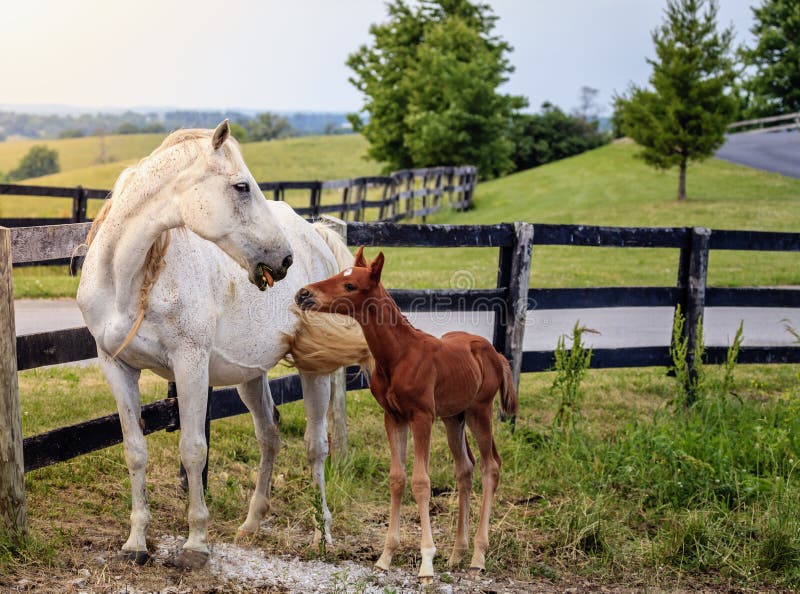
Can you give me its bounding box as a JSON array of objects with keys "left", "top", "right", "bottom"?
[{"left": 283, "top": 254, "right": 293, "bottom": 270}]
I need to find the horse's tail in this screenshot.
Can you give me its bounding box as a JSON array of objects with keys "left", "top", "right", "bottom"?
[
  {"left": 283, "top": 222, "right": 374, "bottom": 375},
  {"left": 497, "top": 353, "right": 518, "bottom": 417}
]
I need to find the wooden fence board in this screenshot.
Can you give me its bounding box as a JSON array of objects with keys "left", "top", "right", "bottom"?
[
  {"left": 346, "top": 222, "right": 514, "bottom": 247},
  {"left": 10, "top": 223, "right": 91, "bottom": 264},
  {"left": 529, "top": 287, "right": 681, "bottom": 310}
]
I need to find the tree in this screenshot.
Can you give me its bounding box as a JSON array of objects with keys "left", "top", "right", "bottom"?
[
  {"left": 8, "top": 146, "right": 59, "bottom": 181},
  {"left": 248, "top": 113, "right": 294, "bottom": 141},
  {"left": 228, "top": 122, "right": 248, "bottom": 143},
  {"left": 615, "top": 0, "right": 736, "bottom": 200},
  {"left": 509, "top": 103, "right": 609, "bottom": 172},
  {"left": 347, "top": 0, "right": 525, "bottom": 179},
  {"left": 741, "top": 0, "right": 800, "bottom": 117}
]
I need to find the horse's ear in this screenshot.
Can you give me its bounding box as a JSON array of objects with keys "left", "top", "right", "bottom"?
[
  {"left": 354, "top": 246, "right": 367, "bottom": 268},
  {"left": 212, "top": 119, "right": 230, "bottom": 150},
  {"left": 369, "top": 251, "right": 385, "bottom": 281}
]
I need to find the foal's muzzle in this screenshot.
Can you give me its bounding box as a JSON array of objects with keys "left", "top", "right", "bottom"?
[{"left": 295, "top": 287, "right": 316, "bottom": 310}]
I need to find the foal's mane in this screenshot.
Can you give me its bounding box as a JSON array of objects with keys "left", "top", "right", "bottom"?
[{"left": 86, "top": 129, "right": 227, "bottom": 357}]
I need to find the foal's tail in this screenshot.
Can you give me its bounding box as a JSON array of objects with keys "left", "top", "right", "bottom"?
[{"left": 498, "top": 353, "right": 518, "bottom": 417}]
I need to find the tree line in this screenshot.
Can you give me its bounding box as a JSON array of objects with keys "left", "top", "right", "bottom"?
[{"left": 347, "top": 0, "right": 799, "bottom": 199}]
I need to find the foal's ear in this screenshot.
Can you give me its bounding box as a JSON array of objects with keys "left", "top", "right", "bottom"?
[
  {"left": 369, "top": 251, "right": 385, "bottom": 281},
  {"left": 212, "top": 119, "right": 230, "bottom": 150},
  {"left": 353, "top": 246, "right": 367, "bottom": 268}
]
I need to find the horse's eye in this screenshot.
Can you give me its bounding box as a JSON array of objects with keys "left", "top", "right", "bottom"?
[
  {"left": 233, "top": 182, "right": 250, "bottom": 193},
  {"left": 344, "top": 283, "right": 357, "bottom": 292}
]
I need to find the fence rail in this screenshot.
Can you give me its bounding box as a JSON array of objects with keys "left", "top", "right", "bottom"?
[
  {"left": 1, "top": 219, "right": 799, "bottom": 526},
  {"left": 0, "top": 166, "right": 477, "bottom": 229},
  {"left": 727, "top": 111, "right": 800, "bottom": 134}
]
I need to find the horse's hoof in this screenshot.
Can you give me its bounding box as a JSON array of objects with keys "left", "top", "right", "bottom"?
[
  {"left": 468, "top": 566, "right": 484, "bottom": 577},
  {"left": 418, "top": 575, "right": 434, "bottom": 585},
  {"left": 173, "top": 548, "right": 209, "bottom": 569},
  {"left": 234, "top": 529, "right": 257, "bottom": 544},
  {"left": 117, "top": 550, "right": 150, "bottom": 565}
]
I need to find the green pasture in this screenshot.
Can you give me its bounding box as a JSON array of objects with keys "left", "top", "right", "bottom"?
[{"left": 5, "top": 359, "right": 800, "bottom": 590}]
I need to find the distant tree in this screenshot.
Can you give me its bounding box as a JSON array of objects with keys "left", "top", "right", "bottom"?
[
  {"left": 347, "top": 0, "right": 525, "bottom": 178},
  {"left": 248, "top": 113, "right": 294, "bottom": 141},
  {"left": 8, "top": 145, "right": 59, "bottom": 180},
  {"left": 741, "top": 0, "right": 800, "bottom": 117},
  {"left": 576, "top": 86, "right": 601, "bottom": 120},
  {"left": 229, "top": 122, "right": 248, "bottom": 143},
  {"left": 509, "top": 103, "right": 610, "bottom": 171},
  {"left": 114, "top": 123, "right": 140, "bottom": 135},
  {"left": 58, "top": 128, "right": 85, "bottom": 138},
  {"left": 615, "top": 0, "right": 736, "bottom": 200},
  {"left": 141, "top": 122, "right": 166, "bottom": 134}
]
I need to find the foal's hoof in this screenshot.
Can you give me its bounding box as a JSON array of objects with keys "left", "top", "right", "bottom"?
[
  {"left": 234, "top": 528, "right": 257, "bottom": 544},
  {"left": 173, "top": 548, "right": 209, "bottom": 569},
  {"left": 117, "top": 550, "right": 150, "bottom": 565},
  {"left": 468, "top": 566, "right": 485, "bottom": 577},
  {"left": 418, "top": 575, "right": 434, "bottom": 585}
]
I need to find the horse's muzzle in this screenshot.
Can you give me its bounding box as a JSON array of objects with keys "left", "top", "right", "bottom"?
[
  {"left": 254, "top": 255, "right": 293, "bottom": 291},
  {"left": 295, "top": 287, "right": 315, "bottom": 310}
]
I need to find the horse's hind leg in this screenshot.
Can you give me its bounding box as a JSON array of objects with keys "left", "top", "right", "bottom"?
[
  {"left": 236, "top": 375, "right": 280, "bottom": 538},
  {"left": 173, "top": 351, "right": 212, "bottom": 568},
  {"left": 299, "top": 372, "right": 333, "bottom": 546},
  {"left": 98, "top": 350, "right": 149, "bottom": 564},
  {"left": 465, "top": 405, "right": 501, "bottom": 573},
  {"left": 442, "top": 414, "right": 474, "bottom": 567}
]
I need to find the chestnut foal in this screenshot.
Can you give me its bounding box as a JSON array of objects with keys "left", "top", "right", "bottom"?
[{"left": 295, "top": 247, "right": 518, "bottom": 582}]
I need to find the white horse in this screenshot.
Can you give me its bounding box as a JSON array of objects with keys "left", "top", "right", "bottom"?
[{"left": 77, "top": 121, "right": 370, "bottom": 568}]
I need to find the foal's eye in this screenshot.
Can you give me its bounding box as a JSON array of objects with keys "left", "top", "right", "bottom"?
[
  {"left": 344, "top": 283, "right": 357, "bottom": 292},
  {"left": 233, "top": 182, "right": 250, "bottom": 193}
]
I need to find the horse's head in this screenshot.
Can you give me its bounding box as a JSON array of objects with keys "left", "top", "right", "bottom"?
[
  {"left": 174, "top": 120, "right": 293, "bottom": 290},
  {"left": 295, "top": 247, "right": 383, "bottom": 315}
]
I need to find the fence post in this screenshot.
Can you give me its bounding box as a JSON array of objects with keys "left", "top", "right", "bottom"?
[
  {"left": 310, "top": 182, "right": 321, "bottom": 219},
  {"left": 71, "top": 186, "right": 87, "bottom": 223},
  {"left": 674, "top": 227, "right": 710, "bottom": 404},
  {"left": 319, "top": 215, "right": 349, "bottom": 457},
  {"left": 0, "top": 226, "right": 28, "bottom": 541},
  {"left": 168, "top": 382, "right": 211, "bottom": 493},
  {"left": 493, "top": 222, "right": 534, "bottom": 415}
]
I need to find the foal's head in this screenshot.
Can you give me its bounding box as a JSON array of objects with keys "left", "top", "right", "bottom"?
[{"left": 295, "top": 247, "right": 384, "bottom": 316}]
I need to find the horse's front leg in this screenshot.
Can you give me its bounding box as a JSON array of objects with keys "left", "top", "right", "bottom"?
[
  {"left": 236, "top": 374, "right": 280, "bottom": 538},
  {"left": 173, "top": 351, "right": 212, "bottom": 568},
  {"left": 98, "top": 350, "right": 149, "bottom": 564},
  {"left": 299, "top": 372, "right": 333, "bottom": 547}
]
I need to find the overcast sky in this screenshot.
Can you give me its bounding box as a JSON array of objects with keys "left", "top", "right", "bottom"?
[{"left": 1, "top": 0, "right": 755, "bottom": 115}]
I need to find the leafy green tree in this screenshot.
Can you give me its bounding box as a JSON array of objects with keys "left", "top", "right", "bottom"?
[
  {"left": 58, "top": 128, "right": 84, "bottom": 138},
  {"left": 248, "top": 112, "right": 294, "bottom": 141},
  {"left": 509, "top": 103, "right": 609, "bottom": 171},
  {"left": 741, "top": 0, "right": 800, "bottom": 117},
  {"left": 229, "top": 122, "right": 248, "bottom": 143},
  {"left": 8, "top": 145, "right": 59, "bottom": 181},
  {"left": 347, "top": 0, "right": 525, "bottom": 179},
  {"left": 114, "top": 123, "right": 140, "bottom": 135},
  {"left": 615, "top": 0, "right": 736, "bottom": 200}
]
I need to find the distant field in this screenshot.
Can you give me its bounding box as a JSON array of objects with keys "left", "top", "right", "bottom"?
[
  {"left": 0, "top": 134, "right": 379, "bottom": 220},
  {"left": 9, "top": 140, "right": 800, "bottom": 296},
  {"left": 0, "top": 133, "right": 163, "bottom": 177}
]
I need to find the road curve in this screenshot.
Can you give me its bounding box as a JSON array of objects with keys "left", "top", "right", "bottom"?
[{"left": 716, "top": 129, "right": 800, "bottom": 178}]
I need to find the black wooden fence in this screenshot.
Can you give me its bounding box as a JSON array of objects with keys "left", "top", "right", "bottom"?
[
  {"left": 6, "top": 221, "right": 800, "bottom": 473},
  {"left": 0, "top": 165, "right": 477, "bottom": 229}
]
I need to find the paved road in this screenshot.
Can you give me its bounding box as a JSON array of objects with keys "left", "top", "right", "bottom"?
[
  {"left": 14, "top": 300, "right": 800, "bottom": 361},
  {"left": 716, "top": 129, "right": 800, "bottom": 178}
]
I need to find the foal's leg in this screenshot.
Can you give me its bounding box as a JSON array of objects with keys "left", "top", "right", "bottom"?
[
  {"left": 409, "top": 413, "right": 436, "bottom": 582},
  {"left": 299, "top": 372, "right": 333, "bottom": 546},
  {"left": 173, "top": 351, "right": 212, "bottom": 568},
  {"left": 442, "top": 415, "right": 474, "bottom": 567},
  {"left": 375, "top": 413, "right": 408, "bottom": 571},
  {"left": 98, "top": 350, "right": 149, "bottom": 564},
  {"left": 236, "top": 374, "right": 281, "bottom": 537},
  {"left": 465, "top": 406, "right": 501, "bottom": 573}
]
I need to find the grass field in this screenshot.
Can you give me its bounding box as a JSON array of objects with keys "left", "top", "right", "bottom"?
[{"left": 14, "top": 138, "right": 799, "bottom": 298}]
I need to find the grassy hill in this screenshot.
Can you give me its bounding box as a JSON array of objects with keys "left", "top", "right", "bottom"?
[
  {"left": 1, "top": 134, "right": 379, "bottom": 220},
  {"left": 0, "top": 133, "right": 163, "bottom": 177},
  {"left": 10, "top": 139, "right": 800, "bottom": 296},
  {"left": 377, "top": 141, "right": 800, "bottom": 291}
]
